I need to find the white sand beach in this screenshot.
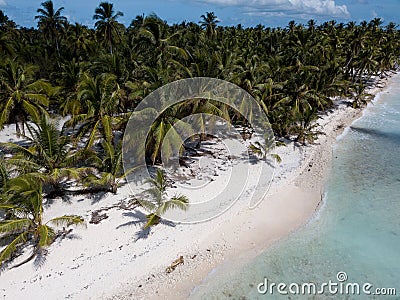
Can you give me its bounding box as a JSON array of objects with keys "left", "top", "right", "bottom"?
[{"left": 0, "top": 73, "right": 398, "bottom": 300}]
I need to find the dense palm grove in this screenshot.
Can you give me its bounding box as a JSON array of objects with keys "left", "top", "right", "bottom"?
[{"left": 0, "top": 1, "right": 399, "bottom": 267}]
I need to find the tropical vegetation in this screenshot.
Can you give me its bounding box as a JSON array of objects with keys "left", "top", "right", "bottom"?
[
  {"left": 0, "top": 1, "right": 399, "bottom": 267},
  {"left": 140, "top": 169, "right": 189, "bottom": 229}
]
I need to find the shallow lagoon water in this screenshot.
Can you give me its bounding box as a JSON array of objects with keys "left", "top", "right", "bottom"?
[{"left": 191, "top": 77, "right": 400, "bottom": 299}]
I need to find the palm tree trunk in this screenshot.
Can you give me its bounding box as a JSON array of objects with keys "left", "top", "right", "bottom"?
[
  {"left": 15, "top": 121, "right": 21, "bottom": 136},
  {"left": 107, "top": 27, "right": 113, "bottom": 54},
  {"left": 55, "top": 38, "right": 61, "bottom": 58}
]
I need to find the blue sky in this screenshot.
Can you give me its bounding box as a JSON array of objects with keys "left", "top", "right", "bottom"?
[{"left": 0, "top": 0, "right": 398, "bottom": 28}]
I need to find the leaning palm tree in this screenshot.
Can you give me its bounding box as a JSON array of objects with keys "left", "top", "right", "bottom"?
[
  {"left": 0, "top": 174, "right": 84, "bottom": 268},
  {"left": 2, "top": 116, "right": 92, "bottom": 196},
  {"left": 0, "top": 59, "right": 53, "bottom": 135},
  {"left": 35, "top": 0, "right": 67, "bottom": 56},
  {"left": 146, "top": 105, "right": 185, "bottom": 165},
  {"left": 140, "top": 169, "right": 188, "bottom": 229},
  {"left": 93, "top": 2, "right": 124, "bottom": 54}
]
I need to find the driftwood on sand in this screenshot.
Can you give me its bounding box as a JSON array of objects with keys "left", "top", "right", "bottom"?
[{"left": 165, "top": 256, "right": 184, "bottom": 273}]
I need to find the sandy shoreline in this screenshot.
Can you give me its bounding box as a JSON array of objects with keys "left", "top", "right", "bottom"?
[
  {"left": 118, "top": 72, "right": 399, "bottom": 300},
  {"left": 0, "top": 73, "right": 398, "bottom": 300}
]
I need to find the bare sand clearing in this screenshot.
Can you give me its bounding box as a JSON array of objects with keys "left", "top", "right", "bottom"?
[{"left": 0, "top": 73, "right": 398, "bottom": 300}]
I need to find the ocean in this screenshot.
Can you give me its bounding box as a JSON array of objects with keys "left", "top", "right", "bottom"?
[{"left": 190, "top": 75, "right": 400, "bottom": 299}]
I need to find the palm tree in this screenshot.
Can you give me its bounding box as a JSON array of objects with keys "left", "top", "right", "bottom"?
[
  {"left": 0, "top": 10, "right": 16, "bottom": 31},
  {"left": 59, "top": 59, "right": 84, "bottom": 116},
  {"left": 177, "top": 98, "right": 231, "bottom": 149},
  {"left": 129, "top": 14, "right": 145, "bottom": 32},
  {"left": 84, "top": 139, "right": 132, "bottom": 194},
  {"left": 65, "top": 23, "right": 94, "bottom": 60},
  {"left": 290, "top": 105, "right": 324, "bottom": 144},
  {"left": 2, "top": 116, "right": 92, "bottom": 196},
  {"left": 252, "top": 78, "right": 285, "bottom": 115},
  {"left": 35, "top": 0, "right": 67, "bottom": 56},
  {"left": 0, "top": 29, "right": 15, "bottom": 57},
  {"left": 145, "top": 104, "right": 192, "bottom": 165},
  {"left": 65, "top": 73, "right": 121, "bottom": 148},
  {"left": 199, "top": 12, "right": 220, "bottom": 39},
  {"left": 89, "top": 53, "right": 129, "bottom": 84},
  {"left": 0, "top": 59, "right": 52, "bottom": 135},
  {"left": 0, "top": 174, "right": 84, "bottom": 268},
  {"left": 134, "top": 14, "right": 188, "bottom": 65},
  {"left": 93, "top": 2, "right": 124, "bottom": 54},
  {"left": 139, "top": 169, "right": 188, "bottom": 229},
  {"left": 0, "top": 10, "right": 16, "bottom": 57},
  {"left": 249, "top": 139, "right": 282, "bottom": 163}
]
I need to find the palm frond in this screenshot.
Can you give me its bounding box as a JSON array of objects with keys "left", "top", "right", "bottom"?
[
  {"left": 47, "top": 215, "right": 85, "bottom": 227},
  {"left": 138, "top": 198, "right": 157, "bottom": 212},
  {"left": 0, "top": 219, "right": 32, "bottom": 234},
  {"left": 157, "top": 194, "right": 189, "bottom": 215},
  {"left": 270, "top": 153, "right": 282, "bottom": 164},
  {"left": 1, "top": 142, "right": 36, "bottom": 160},
  {"left": 143, "top": 213, "right": 160, "bottom": 229},
  {"left": 37, "top": 225, "right": 56, "bottom": 247},
  {"left": 0, "top": 232, "right": 28, "bottom": 265}
]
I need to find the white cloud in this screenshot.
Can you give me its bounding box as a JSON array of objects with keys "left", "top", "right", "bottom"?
[
  {"left": 198, "top": 0, "right": 350, "bottom": 18},
  {"left": 0, "top": 0, "right": 7, "bottom": 6}
]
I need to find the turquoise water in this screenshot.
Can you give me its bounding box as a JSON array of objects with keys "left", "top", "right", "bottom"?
[{"left": 191, "top": 76, "right": 400, "bottom": 299}]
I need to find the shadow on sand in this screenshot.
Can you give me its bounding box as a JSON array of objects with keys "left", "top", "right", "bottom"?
[{"left": 116, "top": 211, "right": 176, "bottom": 241}]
